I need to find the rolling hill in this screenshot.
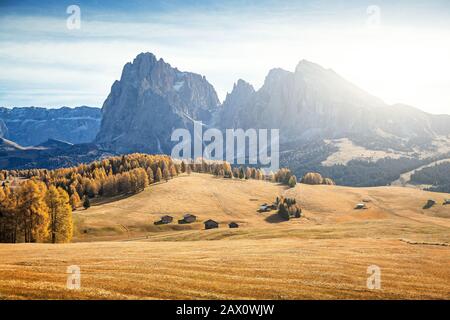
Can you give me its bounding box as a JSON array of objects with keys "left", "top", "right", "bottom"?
[{"left": 0, "top": 173, "right": 448, "bottom": 299}]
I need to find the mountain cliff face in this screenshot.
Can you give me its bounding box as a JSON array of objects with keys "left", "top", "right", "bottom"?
[
  {"left": 220, "top": 60, "right": 450, "bottom": 150},
  {"left": 94, "top": 53, "right": 450, "bottom": 187},
  {"left": 0, "top": 106, "right": 101, "bottom": 146},
  {"left": 96, "top": 52, "right": 220, "bottom": 154}
]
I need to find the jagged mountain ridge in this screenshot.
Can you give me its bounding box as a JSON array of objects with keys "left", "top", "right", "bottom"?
[
  {"left": 4, "top": 52, "right": 449, "bottom": 186},
  {"left": 93, "top": 52, "right": 450, "bottom": 187},
  {"left": 0, "top": 106, "right": 101, "bottom": 146},
  {"left": 219, "top": 60, "right": 450, "bottom": 151},
  {"left": 97, "top": 53, "right": 450, "bottom": 158},
  {"left": 95, "top": 52, "right": 220, "bottom": 154}
]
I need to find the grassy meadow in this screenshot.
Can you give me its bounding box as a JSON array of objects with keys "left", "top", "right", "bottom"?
[{"left": 0, "top": 173, "right": 449, "bottom": 299}]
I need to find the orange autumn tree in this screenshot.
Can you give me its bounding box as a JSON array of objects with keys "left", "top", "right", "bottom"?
[
  {"left": 17, "top": 180, "right": 49, "bottom": 243},
  {"left": 46, "top": 185, "right": 73, "bottom": 243}
]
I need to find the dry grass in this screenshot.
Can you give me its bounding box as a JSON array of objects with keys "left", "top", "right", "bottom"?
[
  {"left": 0, "top": 173, "right": 449, "bottom": 299},
  {"left": 0, "top": 239, "right": 449, "bottom": 299},
  {"left": 73, "top": 174, "right": 287, "bottom": 241}
]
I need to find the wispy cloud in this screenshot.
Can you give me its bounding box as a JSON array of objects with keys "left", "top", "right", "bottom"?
[{"left": 0, "top": 1, "right": 449, "bottom": 114}]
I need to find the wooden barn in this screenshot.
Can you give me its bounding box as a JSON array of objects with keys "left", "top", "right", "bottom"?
[
  {"left": 228, "top": 222, "right": 239, "bottom": 228},
  {"left": 204, "top": 219, "right": 219, "bottom": 230},
  {"left": 178, "top": 214, "right": 197, "bottom": 224},
  {"left": 154, "top": 215, "right": 173, "bottom": 225}
]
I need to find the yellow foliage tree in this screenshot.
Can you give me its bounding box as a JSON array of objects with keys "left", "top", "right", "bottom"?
[
  {"left": 46, "top": 186, "right": 73, "bottom": 243},
  {"left": 69, "top": 191, "right": 81, "bottom": 211},
  {"left": 155, "top": 167, "right": 163, "bottom": 182},
  {"left": 17, "top": 180, "right": 49, "bottom": 243}
]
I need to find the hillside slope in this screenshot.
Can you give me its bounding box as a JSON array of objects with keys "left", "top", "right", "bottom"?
[
  {"left": 0, "top": 174, "right": 449, "bottom": 299},
  {"left": 73, "top": 173, "right": 450, "bottom": 243}
]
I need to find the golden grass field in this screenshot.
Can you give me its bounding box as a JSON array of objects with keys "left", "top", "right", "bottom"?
[{"left": 0, "top": 173, "right": 449, "bottom": 299}]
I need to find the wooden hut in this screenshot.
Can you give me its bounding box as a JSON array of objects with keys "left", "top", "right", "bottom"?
[
  {"left": 229, "top": 222, "right": 239, "bottom": 228},
  {"left": 178, "top": 214, "right": 197, "bottom": 224},
  {"left": 204, "top": 219, "right": 219, "bottom": 230},
  {"left": 154, "top": 215, "right": 173, "bottom": 225}
]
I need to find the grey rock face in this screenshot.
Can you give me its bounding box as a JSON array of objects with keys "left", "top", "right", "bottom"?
[
  {"left": 97, "top": 53, "right": 450, "bottom": 157},
  {"left": 0, "top": 119, "right": 7, "bottom": 138},
  {"left": 220, "top": 60, "right": 450, "bottom": 150},
  {"left": 96, "top": 52, "right": 220, "bottom": 154},
  {"left": 0, "top": 106, "right": 101, "bottom": 146}
]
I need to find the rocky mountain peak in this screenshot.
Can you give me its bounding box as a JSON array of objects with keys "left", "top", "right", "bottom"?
[
  {"left": 228, "top": 79, "right": 255, "bottom": 100},
  {"left": 96, "top": 52, "right": 220, "bottom": 154},
  {"left": 295, "top": 59, "right": 328, "bottom": 74}
]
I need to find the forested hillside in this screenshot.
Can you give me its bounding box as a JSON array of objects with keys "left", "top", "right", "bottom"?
[{"left": 410, "top": 162, "right": 450, "bottom": 193}]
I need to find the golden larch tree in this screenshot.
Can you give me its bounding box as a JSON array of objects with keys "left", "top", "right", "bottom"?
[{"left": 17, "top": 180, "right": 49, "bottom": 243}]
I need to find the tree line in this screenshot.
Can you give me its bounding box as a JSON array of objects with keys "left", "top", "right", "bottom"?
[
  {"left": 0, "top": 181, "right": 72, "bottom": 243},
  {"left": 0, "top": 153, "right": 328, "bottom": 243},
  {"left": 0, "top": 154, "right": 180, "bottom": 243},
  {"left": 410, "top": 162, "right": 450, "bottom": 193}
]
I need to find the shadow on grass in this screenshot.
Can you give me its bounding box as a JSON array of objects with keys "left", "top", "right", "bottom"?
[{"left": 264, "top": 212, "right": 287, "bottom": 223}]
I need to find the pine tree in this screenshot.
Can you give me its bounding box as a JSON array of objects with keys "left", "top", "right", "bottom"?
[
  {"left": 170, "top": 165, "right": 178, "bottom": 178},
  {"left": 239, "top": 167, "right": 245, "bottom": 179},
  {"left": 288, "top": 175, "right": 297, "bottom": 188},
  {"left": 155, "top": 167, "right": 163, "bottom": 182},
  {"left": 46, "top": 186, "right": 73, "bottom": 243},
  {"left": 17, "top": 180, "right": 50, "bottom": 243},
  {"left": 118, "top": 172, "right": 131, "bottom": 193},
  {"left": 46, "top": 185, "right": 59, "bottom": 243},
  {"left": 245, "top": 167, "right": 252, "bottom": 180},
  {"left": 69, "top": 192, "right": 81, "bottom": 211},
  {"left": 83, "top": 196, "right": 90, "bottom": 210},
  {"left": 0, "top": 185, "right": 18, "bottom": 243},
  {"left": 146, "top": 167, "right": 154, "bottom": 184},
  {"left": 163, "top": 167, "right": 170, "bottom": 181},
  {"left": 269, "top": 171, "right": 276, "bottom": 182},
  {"left": 56, "top": 188, "right": 73, "bottom": 243}
]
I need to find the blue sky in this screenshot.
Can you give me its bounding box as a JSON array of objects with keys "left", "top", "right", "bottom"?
[{"left": 1, "top": 0, "right": 450, "bottom": 114}]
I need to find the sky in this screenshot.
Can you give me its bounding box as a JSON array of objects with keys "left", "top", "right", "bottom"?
[{"left": 0, "top": 0, "right": 449, "bottom": 115}]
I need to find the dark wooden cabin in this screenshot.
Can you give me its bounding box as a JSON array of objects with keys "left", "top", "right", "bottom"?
[
  {"left": 178, "top": 214, "right": 197, "bottom": 224},
  {"left": 154, "top": 215, "right": 173, "bottom": 225},
  {"left": 204, "top": 219, "right": 219, "bottom": 230}
]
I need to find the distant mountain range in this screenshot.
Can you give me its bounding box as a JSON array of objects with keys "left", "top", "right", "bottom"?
[
  {"left": 2, "top": 52, "right": 450, "bottom": 188},
  {"left": 220, "top": 61, "right": 450, "bottom": 150},
  {"left": 96, "top": 53, "right": 450, "bottom": 155},
  {"left": 0, "top": 106, "right": 101, "bottom": 146},
  {"left": 0, "top": 137, "right": 111, "bottom": 170}
]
